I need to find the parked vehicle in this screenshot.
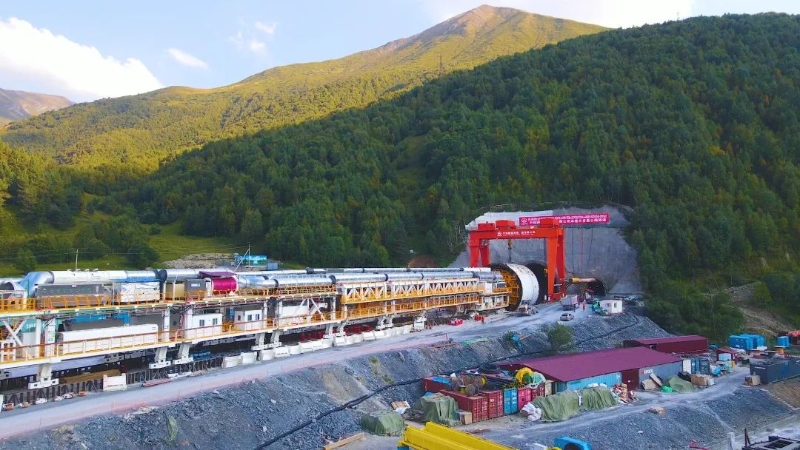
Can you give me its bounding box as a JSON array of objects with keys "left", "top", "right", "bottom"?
[
  {"left": 560, "top": 312, "right": 574, "bottom": 322},
  {"left": 560, "top": 294, "right": 579, "bottom": 311},
  {"left": 516, "top": 303, "right": 538, "bottom": 316}
]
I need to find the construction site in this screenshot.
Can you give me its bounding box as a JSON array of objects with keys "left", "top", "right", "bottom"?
[{"left": 0, "top": 208, "right": 797, "bottom": 450}]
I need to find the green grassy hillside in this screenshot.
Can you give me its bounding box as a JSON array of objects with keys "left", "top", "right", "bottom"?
[
  {"left": 111, "top": 14, "right": 800, "bottom": 340},
  {"left": 0, "top": 5, "right": 604, "bottom": 169}
]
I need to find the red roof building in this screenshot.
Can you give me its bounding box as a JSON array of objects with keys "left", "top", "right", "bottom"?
[
  {"left": 623, "top": 335, "right": 708, "bottom": 355},
  {"left": 501, "top": 347, "right": 683, "bottom": 392}
]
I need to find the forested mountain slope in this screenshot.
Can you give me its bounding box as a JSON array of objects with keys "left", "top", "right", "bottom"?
[
  {"left": 109, "top": 14, "right": 800, "bottom": 339},
  {"left": 0, "top": 88, "right": 72, "bottom": 126},
  {"left": 0, "top": 5, "right": 604, "bottom": 169}
]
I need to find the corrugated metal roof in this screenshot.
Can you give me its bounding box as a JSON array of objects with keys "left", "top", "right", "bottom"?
[
  {"left": 502, "top": 347, "right": 682, "bottom": 382},
  {"left": 626, "top": 335, "right": 706, "bottom": 345}
]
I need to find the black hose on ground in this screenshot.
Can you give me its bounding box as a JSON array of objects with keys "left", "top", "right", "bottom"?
[{"left": 254, "top": 314, "right": 640, "bottom": 449}]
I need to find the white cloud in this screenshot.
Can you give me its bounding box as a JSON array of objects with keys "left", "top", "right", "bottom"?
[
  {"left": 0, "top": 17, "right": 162, "bottom": 101},
  {"left": 229, "top": 28, "right": 269, "bottom": 55},
  {"left": 248, "top": 39, "right": 266, "bottom": 54},
  {"left": 167, "top": 48, "right": 208, "bottom": 69},
  {"left": 255, "top": 21, "right": 277, "bottom": 35}
]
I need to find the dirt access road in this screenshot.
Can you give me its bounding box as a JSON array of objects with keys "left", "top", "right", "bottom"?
[{"left": 0, "top": 302, "right": 583, "bottom": 440}]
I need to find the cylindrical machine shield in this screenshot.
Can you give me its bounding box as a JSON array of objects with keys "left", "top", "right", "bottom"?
[{"left": 489, "top": 263, "right": 540, "bottom": 310}]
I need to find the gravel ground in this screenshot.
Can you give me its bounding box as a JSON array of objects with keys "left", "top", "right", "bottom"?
[
  {"left": 482, "top": 387, "right": 793, "bottom": 450},
  {"left": 0, "top": 314, "right": 729, "bottom": 450}
]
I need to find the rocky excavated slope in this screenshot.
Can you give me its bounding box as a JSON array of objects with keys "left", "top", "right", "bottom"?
[{"left": 0, "top": 314, "right": 791, "bottom": 450}]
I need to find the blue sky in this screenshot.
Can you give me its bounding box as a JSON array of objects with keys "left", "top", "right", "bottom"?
[{"left": 2, "top": 0, "right": 800, "bottom": 101}]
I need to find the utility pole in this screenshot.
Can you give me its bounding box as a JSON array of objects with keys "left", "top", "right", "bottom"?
[{"left": 74, "top": 249, "right": 79, "bottom": 270}]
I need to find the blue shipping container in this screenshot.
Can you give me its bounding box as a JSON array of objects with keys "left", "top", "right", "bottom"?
[
  {"left": 742, "top": 334, "right": 766, "bottom": 348},
  {"left": 699, "top": 358, "right": 710, "bottom": 374},
  {"left": 730, "top": 334, "right": 760, "bottom": 351},
  {"left": 777, "top": 336, "right": 790, "bottom": 348},
  {"left": 503, "top": 388, "right": 518, "bottom": 415}
]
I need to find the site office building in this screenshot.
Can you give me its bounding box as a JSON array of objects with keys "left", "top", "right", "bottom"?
[{"left": 502, "top": 347, "right": 683, "bottom": 393}]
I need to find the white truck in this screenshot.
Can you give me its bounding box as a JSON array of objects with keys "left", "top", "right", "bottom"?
[{"left": 560, "top": 294, "right": 579, "bottom": 311}]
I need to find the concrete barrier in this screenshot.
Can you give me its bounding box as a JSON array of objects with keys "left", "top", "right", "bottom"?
[
  {"left": 241, "top": 352, "right": 257, "bottom": 365},
  {"left": 299, "top": 341, "right": 322, "bottom": 353},
  {"left": 352, "top": 334, "right": 364, "bottom": 344},
  {"left": 334, "top": 336, "right": 349, "bottom": 347},
  {"left": 321, "top": 338, "right": 333, "bottom": 349},
  {"left": 374, "top": 330, "right": 387, "bottom": 339},
  {"left": 103, "top": 374, "right": 128, "bottom": 392},
  {"left": 274, "top": 347, "right": 291, "bottom": 358},
  {"left": 363, "top": 331, "right": 376, "bottom": 341},
  {"left": 259, "top": 349, "right": 275, "bottom": 361},
  {"left": 222, "top": 355, "right": 241, "bottom": 368},
  {"left": 288, "top": 345, "right": 301, "bottom": 355},
  {"left": 403, "top": 325, "right": 412, "bottom": 334}
]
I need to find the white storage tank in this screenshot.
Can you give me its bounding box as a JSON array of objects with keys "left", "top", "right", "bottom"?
[{"left": 51, "top": 270, "right": 128, "bottom": 285}]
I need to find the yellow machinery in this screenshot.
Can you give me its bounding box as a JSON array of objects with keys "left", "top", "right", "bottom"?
[{"left": 397, "top": 422, "right": 517, "bottom": 450}]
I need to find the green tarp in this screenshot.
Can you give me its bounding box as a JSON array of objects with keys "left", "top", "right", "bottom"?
[
  {"left": 412, "top": 394, "right": 460, "bottom": 426},
  {"left": 531, "top": 387, "right": 618, "bottom": 422},
  {"left": 531, "top": 391, "right": 580, "bottom": 422},
  {"left": 360, "top": 411, "right": 405, "bottom": 436},
  {"left": 664, "top": 376, "right": 695, "bottom": 393},
  {"left": 580, "top": 387, "right": 617, "bottom": 410}
]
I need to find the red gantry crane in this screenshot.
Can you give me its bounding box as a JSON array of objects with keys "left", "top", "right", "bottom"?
[{"left": 468, "top": 218, "right": 567, "bottom": 302}]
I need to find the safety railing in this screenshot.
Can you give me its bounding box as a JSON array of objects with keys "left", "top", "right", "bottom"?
[
  {"left": 339, "top": 280, "right": 484, "bottom": 304},
  {"left": 344, "top": 306, "right": 388, "bottom": 320},
  {"left": 0, "top": 295, "right": 31, "bottom": 313},
  {"left": 274, "top": 284, "right": 337, "bottom": 297}
]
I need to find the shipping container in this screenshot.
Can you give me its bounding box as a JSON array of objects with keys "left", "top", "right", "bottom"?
[
  {"left": 503, "top": 388, "right": 519, "bottom": 415},
  {"left": 56, "top": 324, "right": 158, "bottom": 354},
  {"left": 751, "top": 360, "right": 788, "bottom": 384},
  {"left": 639, "top": 361, "right": 683, "bottom": 383},
  {"left": 517, "top": 387, "right": 532, "bottom": 410},
  {"left": 113, "top": 281, "right": 160, "bottom": 304},
  {"left": 623, "top": 335, "right": 708, "bottom": 355},
  {"left": 558, "top": 372, "right": 622, "bottom": 393},
  {"left": 777, "top": 336, "right": 790, "bottom": 348},
  {"left": 478, "top": 390, "right": 503, "bottom": 418},
  {"left": 730, "top": 334, "right": 766, "bottom": 351},
  {"left": 729, "top": 335, "right": 749, "bottom": 350},
  {"left": 422, "top": 376, "right": 451, "bottom": 394},
  {"left": 441, "top": 391, "right": 488, "bottom": 422}
]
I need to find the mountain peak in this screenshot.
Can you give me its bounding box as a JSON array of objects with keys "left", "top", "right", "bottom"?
[
  {"left": 449, "top": 4, "right": 520, "bottom": 28},
  {"left": 0, "top": 88, "right": 73, "bottom": 126},
  {"left": 1, "top": 6, "right": 605, "bottom": 166}
]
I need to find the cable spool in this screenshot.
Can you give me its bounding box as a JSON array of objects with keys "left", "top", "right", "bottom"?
[{"left": 210, "top": 277, "right": 237, "bottom": 294}]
